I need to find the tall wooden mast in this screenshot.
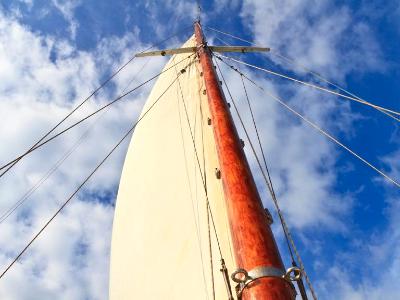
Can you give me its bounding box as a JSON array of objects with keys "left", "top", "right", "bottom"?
[{"left": 194, "top": 22, "right": 295, "bottom": 300}]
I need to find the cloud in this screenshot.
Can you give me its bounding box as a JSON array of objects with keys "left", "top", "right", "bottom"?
[
  {"left": 315, "top": 193, "right": 400, "bottom": 300},
  {"left": 0, "top": 9, "right": 166, "bottom": 299},
  {"left": 0, "top": 1, "right": 397, "bottom": 299},
  {"left": 241, "top": 0, "right": 385, "bottom": 80},
  {"left": 51, "top": 0, "right": 82, "bottom": 39},
  {"left": 230, "top": 1, "right": 397, "bottom": 298}
]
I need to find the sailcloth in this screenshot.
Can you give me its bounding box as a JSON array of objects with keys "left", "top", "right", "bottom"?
[{"left": 110, "top": 36, "right": 236, "bottom": 299}]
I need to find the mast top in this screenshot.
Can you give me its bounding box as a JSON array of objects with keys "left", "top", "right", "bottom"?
[
  {"left": 135, "top": 22, "right": 269, "bottom": 58},
  {"left": 195, "top": 0, "right": 202, "bottom": 23}
]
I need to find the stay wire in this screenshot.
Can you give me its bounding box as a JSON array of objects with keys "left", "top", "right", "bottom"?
[
  {"left": 216, "top": 55, "right": 400, "bottom": 187},
  {"left": 240, "top": 74, "right": 295, "bottom": 261},
  {"left": 212, "top": 41, "right": 296, "bottom": 261},
  {"left": 0, "top": 55, "right": 194, "bottom": 173},
  {"left": 0, "top": 58, "right": 193, "bottom": 280},
  {"left": 239, "top": 73, "right": 311, "bottom": 300},
  {"left": 216, "top": 54, "right": 400, "bottom": 117},
  {"left": 0, "top": 24, "right": 193, "bottom": 179},
  {"left": 174, "top": 58, "right": 224, "bottom": 260},
  {"left": 210, "top": 36, "right": 302, "bottom": 263},
  {"left": 213, "top": 56, "right": 318, "bottom": 300},
  {"left": 0, "top": 58, "right": 151, "bottom": 225},
  {"left": 269, "top": 52, "right": 400, "bottom": 122},
  {"left": 206, "top": 26, "right": 400, "bottom": 121},
  {"left": 196, "top": 63, "right": 216, "bottom": 299},
  {"left": 175, "top": 57, "right": 210, "bottom": 299},
  {"left": 205, "top": 26, "right": 253, "bottom": 45}
]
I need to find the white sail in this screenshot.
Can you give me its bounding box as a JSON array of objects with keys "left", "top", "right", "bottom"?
[{"left": 109, "top": 36, "right": 236, "bottom": 299}]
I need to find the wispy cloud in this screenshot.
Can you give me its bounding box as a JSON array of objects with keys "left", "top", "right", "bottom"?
[
  {"left": 51, "top": 0, "right": 81, "bottom": 39},
  {"left": 0, "top": 0, "right": 398, "bottom": 299}
]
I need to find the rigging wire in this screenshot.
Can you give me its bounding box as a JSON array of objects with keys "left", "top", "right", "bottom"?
[
  {"left": 0, "top": 58, "right": 151, "bottom": 225},
  {"left": 211, "top": 40, "right": 298, "bottom": 263},
  {"left": 216, "top": 54, "right": 400, "bottom": 117},
  {"left": 0, "top": 58, "right": 194, "bottom": 280},
  {"left": 211, "top": 40, "right": 295, "bottom": 264},
  {"left": 268, "top": 52, "right": 400, "bottom": 122},
  {"left": 206, "top": 26, "right": 400, "bottom": 121},
  {"left": 213, "top": 57, "right": 317, "bottom": 300},
  {"left": 210, "top": 35, "right": 314, "bottom": 297},
  {"left": 174, "top": 58, "right": 224, "bottom": 260},
  {"left": 0, "top": 24, "right": 193, "bottom": 179},
  {"left": 206, "top": 26, "right": 253, "bottom": 45},
  {"left": 194, "top": 58, "right": 234, "bottom": 299},
  {"left": 210, "top": 35, "right": 315, "bottom": 297},
  {"left": 0, "top": 55, "right": 194, "bottom": 173},
  {"left": 175, "top": 55, "right": 236, "bottom": 299},
  {"left": 175, "top": 57, "right": 237, "bottom": 299},
  {"left": 239, "top": 73, "right": 310, "bottom": 300},
  {"left": 239, "top": 73, "right": 296, "bottom": 261},
  {"left": 175, "top": 57, "right": 211, "bottom": 299},
  {"left": 216, "top": 55, "right": 400, "bottom": 189}
]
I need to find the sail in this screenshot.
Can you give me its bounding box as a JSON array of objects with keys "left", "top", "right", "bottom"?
[{"left": 109, "top": 36, "right": 236, "bottom": 299}]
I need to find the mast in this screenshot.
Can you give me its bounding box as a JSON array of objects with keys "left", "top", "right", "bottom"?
[{"left": 194, "top": 22, "right": 295, "bottom": 300}]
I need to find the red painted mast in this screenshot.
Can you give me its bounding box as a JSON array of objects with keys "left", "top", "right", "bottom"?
[{"left": 194, "top": 22, "right": 295, "bottom": 300}]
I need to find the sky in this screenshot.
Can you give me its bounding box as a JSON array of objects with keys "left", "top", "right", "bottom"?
[{"left": 0, "top": 0, "right": 399, "bottom": 299}]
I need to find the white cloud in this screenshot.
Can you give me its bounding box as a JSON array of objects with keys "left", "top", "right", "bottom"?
[
  {"left": 0, "top": 1, "right": 397, "bottom": 299},
  {"left": 241, "top": 0, "right": 385, "bottom": 80},
  {"left": 51, "top": 0, "right": 82, "bottom": 39},
  {"left": 315, "top": 194, "right": 400, "bottom": 300},
  {"left": 0, "top": 10, "right": 166, "bottom": 299},
  {"left": 232, "top": 1, "right": 397, "bottom": 298}
]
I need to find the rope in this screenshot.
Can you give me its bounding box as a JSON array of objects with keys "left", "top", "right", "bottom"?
[
  {"left": 214, "top": 57, "right": 318, "bottom": 300},
  {"left": 0, "top": 24, "right": 193, "bottom": 179},
  {"left": 210, "top": 40, "right": 297, "bottom": 263},
  {"left": 175, "top": 57, "right": 210, "bottom": 299},
  {"left": 196, "top": 58, "right": 230, "bottom": 298},
  {"left": 198, "top": 67, "right": 216, "bottom": 300},
  {"left": 174, "top": 59, "right": 224, "bottom": 259},
  {"left": 216, "top": 54, "right": 400, "bottom": 117},
  {"left": 240, "top": 74, "right": 296, "bottom": 261},
  {"left": 205, "top": 26, "right": 400, "bottom": 121},
  {"left": 268, "top": 51, "right": 400, "bottom": 122},
  {"left": 206, "top": 26, "right": 253, "bottom": 45},
  {"left": 0, "top": 58, "right": 151, "bottom": 225},
  {"left": 207, "top": 26, "right": 398, "bottom": 118},
  {"left": 0, "top": 59, "right": 194, "bottom": 280},
  {"left": 210, "top": 37, "right": 299, "bottom": 266},
  {"left": 0, "top": 55, "right": 194, "bottom": 173},
  {"left": 175, "top": 59, "right": 229, "bottom": 299},
  {"left": 217, "top": 56, "right": 400, "bottom": 189}
]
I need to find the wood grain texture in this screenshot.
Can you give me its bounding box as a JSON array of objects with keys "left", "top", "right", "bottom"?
[{"left": 194, "top": 22, "right": 295, "bottom": 300}]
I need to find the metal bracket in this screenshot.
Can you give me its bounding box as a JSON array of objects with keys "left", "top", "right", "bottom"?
[
  {"left": 264, "top": 208, "right": 273, "bottom": 225},
  {"left": 215, "top": 168, "right": 221, "bottom": 179},
  {"left": 232, "top": 266, "right": 300, "bottom": 299},
  {"left": 136, "top": 45, "right": 269, "bottom": 57}
]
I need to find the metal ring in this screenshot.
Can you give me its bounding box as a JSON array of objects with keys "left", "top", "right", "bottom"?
[
  {"left": 231, "top": 268, "right": 249, "bottom": 283},
  {"left": 284, "top": 267, "right": 302, "bottom": 282}
]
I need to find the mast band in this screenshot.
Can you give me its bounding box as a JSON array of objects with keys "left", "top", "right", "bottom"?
[
  {"left": 232, "top": 266, "right": 285, "bottom": 284},
  {"left": 232, "top": 266, "right": 297, "bottom": 299}
]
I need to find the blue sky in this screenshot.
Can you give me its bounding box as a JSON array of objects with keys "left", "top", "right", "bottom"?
[{"left": 0, "top": 0, "right": 399, "bottom": 299}]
